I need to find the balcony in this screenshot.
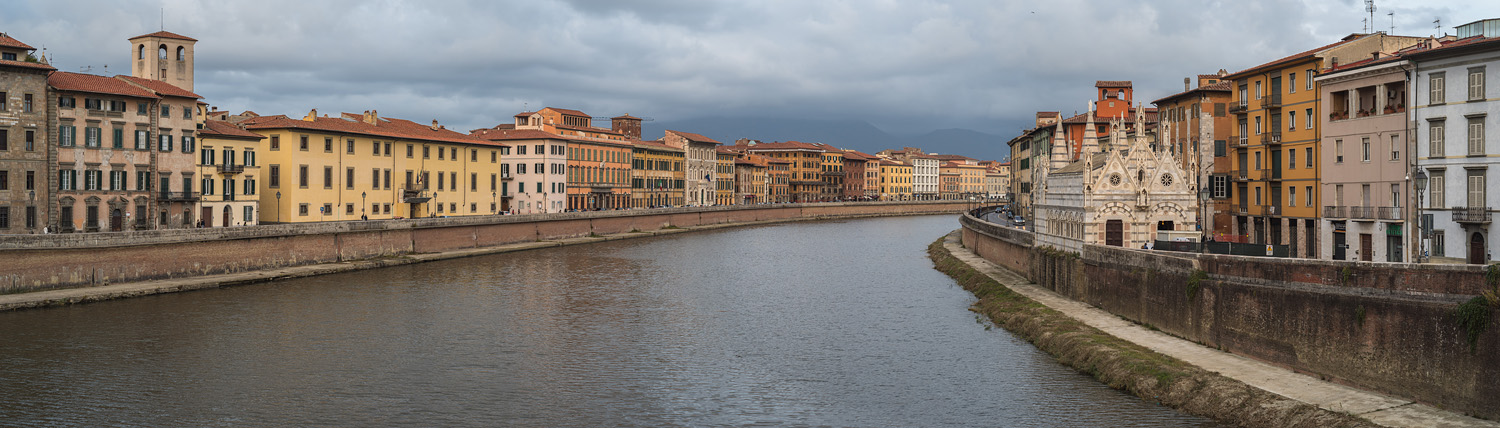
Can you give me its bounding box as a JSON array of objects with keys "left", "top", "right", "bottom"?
[
  {"left": 158, "top": 191, "right": 201, "bottom": 202},
  {"left": 501, "top": 172, "right": 514, "bottom": 181},
  {"left": 1453, "top": 207, "right": 1492, "bottom": 224},
  {"left": 1348, "top": 206, "right": 1377, "bottom": 220},
  {"left": 222, "top": 193, "right": 236, "bottom": 202},
  {"left": 217, "top": 164, "right": 244, "bottom": 174},
  {"left": 1229, "top": 102, "right": 1248, "bottom": 115},
  {"left": 1323, "top": 206, "right": 1347, "bottom": 218},
  {"left": 1264, "top": 167, "right": 1282, "bottom": 180},
  {"left": 1236, "top": 170, "right": 1249, "bottom": 181},
  {"left": 1263, "top": 94, "right": 1282, "bottom": 109},
  {"left": 402, "top": 188, "right": 431, "bottom": 204},
  {"left": 1264, "top": 131, "right": 1282, "bottom": 145},
  {"left": 1232, "top": 135, "right": 1248, "bottom": 147}
]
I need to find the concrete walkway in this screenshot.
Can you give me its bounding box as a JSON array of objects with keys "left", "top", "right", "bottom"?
[{"left": 943, "top": 232, "right": 1497, "bottom": 428}]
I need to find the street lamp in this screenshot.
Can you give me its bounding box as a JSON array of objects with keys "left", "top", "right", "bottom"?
[
  {"left": 1199, "top": 186, "right": 1212, "bottom": 255},
  {"left": 1414, "top": 168, "right": 1428, "bottom": 263},
  {"left": 275, "top": 191, "right": 281, "bottom": 224},
  {"left": 361, "top": 191, "right": 367, "bottom": 220},
  {"left": 28, "top": 190, "right": 35, "bottom": 233},
  {"left": 492, "top": 191, "right": 497, "bottom": 214}
]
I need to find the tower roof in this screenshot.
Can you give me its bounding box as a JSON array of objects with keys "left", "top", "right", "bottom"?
[
  {"left": 0, "top": 33, "right": 35, "bottom": 50},
  {"left": 130, "top": 31, "right": 198, "bottom": 42}
]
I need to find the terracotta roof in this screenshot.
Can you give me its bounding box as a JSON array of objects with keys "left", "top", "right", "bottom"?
[
  {"left": 130, "top": 31, "right": 198, "bottom": 42},
  {"left": 243, "top": 114, "right": 503, "bottom": 147},
  {"left": 199, "top": 120, "right": 264, "bottom": 140},
  {"left": 513, "top": 111, "right": 537, "bottom": 117},
  {"left": 1060, "top": 107, "right": 1158, "bottom": 124},
  {"left": 612, "top": 114, "right": 641, "bottom": 119},
  {"left": 1096, "top": 80, "right": 1132, "bottom": 87},
  {"left": 744, "top": 140, "right": 824, "bottom": 151},
  {"left": 843, "top": 150, "right": 879, "bottom": 161},
  {"left": 472, "top": 127, "right": 562, "bottom": 141},
  {"left": 1151, "top": 81, "right": 1233, "bottom": 104},
  {"left": 1224, "top": 37, "right": 1357, "bottom": 80},
  {"left": 543, "top": 107, "right": 590, "bottom": 117},
  {"left": 632, "top": 140, "right": 684, "bottom": 152},
  {"left": 116, "top": 75, "right": 201, "bottom": 99},
  {"left": 1197, "top": 74, "right": 1225, "bottom": 80},
  {"left": 665, "top": 129, "right": 721, "bottom": 144},
  {"left": 0, "top": 58, "right": 54, "bottom": 71},
  {"left": 48, "top": 71, "right": 159, "bottom": 99},
  {"left": 1402, "top": 36, "right": 1500, "bottom": 61},
  {"left": 0, "top": 33, "right": 35, "bottom": 50}
]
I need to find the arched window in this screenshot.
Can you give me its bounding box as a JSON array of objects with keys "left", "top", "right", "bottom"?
[
  {"left": 158, "top": 44, "right": 168, "bottom": 60},
  {"left": 176, "top": 46, "right": 185, "bottom": 61},
  {"left": 137, "top": 45, "right": 145, "bottom": 59}
]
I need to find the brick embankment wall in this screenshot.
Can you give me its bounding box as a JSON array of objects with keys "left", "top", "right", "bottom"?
[
  {"left": 0, "top": 202, "right": 966, "bottom": 295},
  {"left": 958, "top": 212, "right": 1500, "bottom": 421}
]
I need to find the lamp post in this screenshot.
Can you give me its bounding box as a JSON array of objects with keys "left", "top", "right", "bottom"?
[
  {"left": 1199, "top": 186, "right": 1212, "bottom": 255},
  {"left": 492, "top": 192, "right": 497, "bottom": 214},
  {"left": 275, "top": 191, "right": 281, "bottom": 224},
  {"left": 361, "top": 191, "right": 367, "bottom": 220},
  {"left": 28, "top": 190, "right": 35, "bottom": 233},
  {"left": 1413, "top": 168, "right": 1428, "bottom": 263}
]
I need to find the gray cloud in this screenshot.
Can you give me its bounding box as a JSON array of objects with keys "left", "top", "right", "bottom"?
[{"left": 6, "top": 0, "right": 1499, "bottom": 138}]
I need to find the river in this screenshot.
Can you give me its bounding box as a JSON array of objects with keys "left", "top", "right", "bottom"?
[{"left": 0, "top": 215, "right": 1220, "bottom": 427}]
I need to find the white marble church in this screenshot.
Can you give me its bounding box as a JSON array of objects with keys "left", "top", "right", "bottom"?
[{"left": 1034, "top": 105, "right": 1201, "bottom": 252}]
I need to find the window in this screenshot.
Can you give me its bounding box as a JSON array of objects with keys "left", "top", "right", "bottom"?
[
  {"left": 1306, "top": 70, "right": 1315, "bottom": 90},
  {"left": 437, "top": 172, "right": 444, "bottom": 190},
  {"left": 84, "top": 127, "right": 100, "bottom": 148},
  {"left": 112, "top": 128, "right": 123, "bottom": 149},
  {"left": 1255, "top": 81, "right": 1262, "bottom": 99},
  {"left": 25, "top": 130, "right": 33, "bottom": 151},
  {"left": 1392, "top": 184, "right": 1401, "bottom": 208},
  {"left": 299, "top": 203, "right": 309, "bottom": 216},
  {"left": 202, "top": 178, "right": 214, "bottom": 196},
  {"left": 183, "top": 107, "right": 191, "bottom": 119},
  {"left": 84, "top": 170, "right": 99, "bottom": 190},
  {"left": 471, "top": 173, "right": 478, "bottom": 191},
  {"left": 1335, "top": 139, "right": 1344, "bottom": 163},
  {"left": 1306, "top": 186, "right": 1313, "bottom": 207},
  {"left": 1430, "top": 72, "right": 1446, "bottom": 104},
  {"left": 298, "top": 165, "right": 308, "bottom": 188},
  {"left": 1254, "top": 186, "right": 1262, "bottom": 205},
  {"left": 517, "top": 163, "right": 526, "bottom": 174},
  {"left": 244, "top": 206, "right": 254, "bottom": 223},
  {"left": 406, "top": 144, "right": 413, "bottom": 158},
  {"left": 1255, "top": 116, "right": 1262, "bottom": 134},
  {"left": 269, "top": 165, "right": 281, "bottom": 188},
  {"left": 159, "top": 134, "right": 172, "bottom": 152},
  {"left": 347, "top": 139, "right": 355, "bottom": 154},
  {"left": 345, "top": 203, "right": 354, "bottom": 215},
  {"left": 1305, "top": 108, "right": 1313, "bottom": 129},
  {"left": 270, "top": 135, "right": 280, "bottom": 150},
  {"left": 372, "top": 169, "right": 380, "bottom": 189},
  {"left": 1289, "top": 73, "right": 1296, "bottom": 93},
  {"left": 1468, "top": 170, "right": 1486, "bottom": 209},
  {"left": 1433, "top": 230, "right": 1446, "bottom": 257},
  {"left": 1289, "top": 186, "right": 1296, "bottom": 206},
  {"left": 1254, "top": 151, "right": 1261, "bottom": 170},
  {"left": 161, "top": 105, "right": 170, "bottom": 117},
  {"left": 346, "top": 167, "right": 355, "bottom": 189},
  {"left": 137, "top": 102, "right": 147, "bottom": 114},
  {"left": 437, "top": 147, "right": 444, "bottom": 160},
  {"left": 1429, "top": 170, "right": 1446, "bottom": 208},
  {"left": 322, "top": 203, "right": 332, "bottom": 216},
  {"left": 471, "top": 149, "right": 478, "bottom": 162},
  {"left": 517, "top": 145, "right": 526, "bottom": 155},
  {"left": 25, "top": 171, "right": 33, "bottom": 190},
  {"left": 1468, "top": 117, "right": 1485, "bottom": 155},
  {"left": 1391, "top": 134, "right": 1400, "bottom": 161},
  {"left": 1362, "top": 137, "right": 1371, "bottom": 162},
  {"left": 324, "top": 137, "right": 332, "bottom": 153},
  {"left": 23, "top": 93, "right": 32, "bottom": 112},
  {"left": 323, "top": 166, "right": 333, "bottom": 189},
  {"left": 181, "top": 136, "right": 194, "bottom": 153},
  {"left": 423, "top": 146, "right": 430, "bottom": 159},
  {"left": 1289, "top": 149, "right": 1296, "bottom": 169},
  {"left": 1430, "top": 120, "right": 1446, "bottom": 157},
  {"left": 384, "top": 142, "right": 391, "bottom": 156},
  {"left": 1469, "top": 67, "right": 1486, "bottom": 101},
  {"left": 54, "top": 125, "right": 73, "bottom": 148},
  {"left": 491, "top": 151, "right": 497, "bottom": 163},
  {"left": 1288, "top": 111, "right": 1295, "bottom": 130},
  {"left": 58, "top": 97, "right": 75, "bottom": 108},
  {"left": 299, "top": 135, "right": 308, "bottom": 151},
  {"left": 373, "top": 141, "right": 380, "bottom": 155}
]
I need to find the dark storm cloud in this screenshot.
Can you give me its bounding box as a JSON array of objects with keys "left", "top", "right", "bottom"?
[{"left": 5, "top": 0, "right": 1498, "bottom": 136}]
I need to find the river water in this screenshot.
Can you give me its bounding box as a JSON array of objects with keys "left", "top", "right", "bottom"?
[{"left": 0, "top": 215, "right": 1220, "bottom": 427}]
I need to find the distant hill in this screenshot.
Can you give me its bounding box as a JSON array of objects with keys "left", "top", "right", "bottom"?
[{"left": 643, "top": 117, "right": 1013, "bottom": 161}]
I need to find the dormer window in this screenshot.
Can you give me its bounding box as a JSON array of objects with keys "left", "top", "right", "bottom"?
[{"left": 1, "top": 52, "right": 14, "bottom": 61}]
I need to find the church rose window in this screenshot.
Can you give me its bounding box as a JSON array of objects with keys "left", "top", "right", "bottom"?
[
  {"left": 1109, "top": 174, "right": 1122, "bottom": 186},
  {"left": 1160, "top": 174, "right": 1173, "bottom": 187}
]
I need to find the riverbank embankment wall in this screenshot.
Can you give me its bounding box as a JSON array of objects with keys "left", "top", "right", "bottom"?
[
  {"left": 958, "top": 212, "right": 1500, "bottom": 420},
  {"left": 0, "top": 202, "right": 967, "bottom": 294}
]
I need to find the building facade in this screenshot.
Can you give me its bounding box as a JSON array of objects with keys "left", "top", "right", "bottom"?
[
  {"left": 0, "top": 33, "right": 52, "bottom": 233},
  {"left": 630, "top": 140, "right": 684, "bottom": 208},
  {"left": 1317, "top": 56, "right": 1415, "bottom": 262},
  {"left": 48, "top": 72, "right": 165, "bottom": 232},
  {"left": 195, "top": 119, "right": 263, "bottom": 227},
  {"left": 1412, "top": 26, "right": 1500, "bottom": 264},
  {"left": 1153, "top": 72, "right": 1232, "bottom": 237},
  {"left": 662, "top": 130, "right": 720, "bottom": 206}
]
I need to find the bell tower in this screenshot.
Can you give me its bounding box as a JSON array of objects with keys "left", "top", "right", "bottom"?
[{"left": 128, "top": 31, "right": 197, "bottom": 91}]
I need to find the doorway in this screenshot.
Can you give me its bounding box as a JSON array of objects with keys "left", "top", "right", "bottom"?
[
  {"left": 109, "top": 209, "right": 123, "bottom": 232},
  {"left": 222, "top": 205, "right": 232, "bottom": 227},
  {"left": 1470, "top": 232, "right": 1486, "bottom": 264},
  {"left": 1333, "top": 231, "right": 1347, "bottom": 260},
  {"left": 1360, "top": 233, "right": 1373, "bottom": 262},
  {"left": 1106, "top": 220, "right": 1124, "bottom": 247},
  {"left": 201, "top": 206, "right": 213, "bottom": 228}
]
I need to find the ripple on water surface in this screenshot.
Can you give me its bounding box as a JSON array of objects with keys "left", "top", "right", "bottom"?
[{"left": 0, "top": 215, "right": 1222, "bottom": 427}]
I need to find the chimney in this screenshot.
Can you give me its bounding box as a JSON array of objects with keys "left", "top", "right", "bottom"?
[
  {"left": 364, "top": 110, "right": 379, "bottom": 125},
  {"left": 431, "top": 119, "right": 440, "bottom": 131},
  {"left": 1184, "top": 77, "right": 1190, "bottom": 91},
  {"left": 303, "top": 108, "right": 317, "bottom": 122}
]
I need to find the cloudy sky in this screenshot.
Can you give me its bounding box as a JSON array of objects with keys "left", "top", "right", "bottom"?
[{"left": 6, "top": 0, "right": 1499, "bottom": 140}]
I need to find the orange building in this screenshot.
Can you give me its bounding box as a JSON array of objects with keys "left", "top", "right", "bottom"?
[
  {"left": 1153, "top": 71, "right": 1233, "bottom": 236},
  {"left": 740, "top": 140, "right": 826, "bottom": 202}
]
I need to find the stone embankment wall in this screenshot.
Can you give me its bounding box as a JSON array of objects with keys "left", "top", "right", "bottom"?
[
  {"left": 958, "top": 213, "right": 1500, "bottom": 421},
  {"left": 0, "top": 202, "right": 967, "bottom": 294}
]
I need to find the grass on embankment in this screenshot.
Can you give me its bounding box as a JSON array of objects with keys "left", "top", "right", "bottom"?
[{"left": 927, "top": 236, "right": 1378, "bottom": 428}]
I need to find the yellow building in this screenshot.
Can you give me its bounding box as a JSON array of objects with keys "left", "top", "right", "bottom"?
[
  {"left": 1224, "top": 32, "right": 1425, "bottom": 256},
  {"left": 879, "top": 159, "right": 913, "bottom": 200},
  {"left": 743, "top": 141, "right": 826, "bottom": 202},
  {"left": 631, "top": 140, "right": 684, "bottom": 208},
  {"left": 195, "top": 119, "right": 263, "bottom": 227},
  {"left": 715, "top": 148, "right": 736, "bottom": 205},
  {"left": 816, "top": 145, "right": 845, "bottom": 201},
  {"left": 242, "top": 109, "right": 506, "bottom": 223}
]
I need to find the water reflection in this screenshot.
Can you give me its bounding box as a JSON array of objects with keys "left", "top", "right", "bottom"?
[{"left": 0, "top": 215, "right": 1220, "bottom": 427}]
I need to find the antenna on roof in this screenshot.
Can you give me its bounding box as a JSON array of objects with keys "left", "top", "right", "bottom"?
[
  {"left": 1435, "top": 18, "right": 1441, "bottom": 36},
  {"left": 160, "top": 8, "right": 164, "bottom": 31},
  {"left": 1365, "top": 0, "right": 1376, "bottom": 33},
  {"left": 1388, "top": 11, "right": 1395, "bottom": 34}
]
